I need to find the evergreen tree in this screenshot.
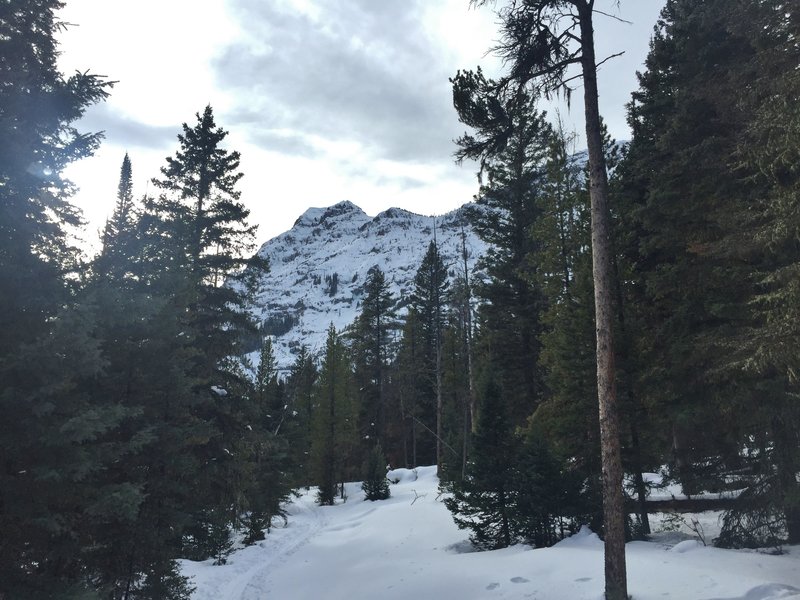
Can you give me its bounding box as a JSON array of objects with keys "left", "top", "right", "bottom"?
[
  {"left": 615, "top": 0, "right": 800, "bottom": 545},
  {"left": 444, "top": 377, "right": 518, "bottom": 550},
  {"left": 114, "top": 106, "right": 265, "bottom": 579},
  {"left": 98, "top": 153, "right": 137, "bottom": 279},
  {"left": 411, "top": 241, "right": 450, "bottom": 473},
  {"left": 241, "top": 338, "right": 293, "bottom": 545},
  {"left": 0, "top": 0, "right": 110, "bottom": 350},
  {"left": 285, "top": 345, "right": 318, "bottom": 484},
  {"left": 0, "top": 2, "right": 112, "bottom": 594},
  {"left": 439, "top": 309, "right": 473, "bottom": 481},
  {"left": 717, "top": 0, "right": 800, "bottom": 544},
  {"left": 311, "top": 325, "right": 354, "bottom": 505},
  {"left": 361, "top": 444, "right": 391, "bottom": 501},
  {"left": 452, "top": 71, "right": 551, "bottom": 426},
  {"left": 392, "top": 308, "right": 432, "bottom": 467},
  {"left": 351, "top": 267, "right": 397, "bottom": 454}
]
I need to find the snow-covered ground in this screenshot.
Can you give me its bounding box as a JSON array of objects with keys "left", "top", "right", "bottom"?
[{"left": 180, "top": 466, "right": 800, "bottom": 600}]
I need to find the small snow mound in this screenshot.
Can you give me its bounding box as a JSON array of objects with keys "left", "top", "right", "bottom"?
[
  {"left": 386, "top": 467, "right": 418, "bottom": 484},
  {"left": 670, "top": 539, "right": 704, "bottom": 553},
  {"left": 387, "top": 465, "right": 438, "bottom": 484},
  {"left": 707, "top": 583, "right": 800, "bottom": 600},
  {"left": 555, "top": 525, "right": 603, "bottom": 548},
  {"left": 210, "top": 385, "right": 227, "bottom": 396}
]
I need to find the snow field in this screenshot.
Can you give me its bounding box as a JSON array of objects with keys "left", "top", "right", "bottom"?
[{"left": 181, "top": 466, "right": 800, "bottom": 600}]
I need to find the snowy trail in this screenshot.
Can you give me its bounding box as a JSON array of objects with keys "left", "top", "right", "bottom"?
[
  {"left": 180, "top": 488, "right": 329, "bottom": 600},
  {"left": 181, "top": 467, "right": 800, "bottom": 600}
]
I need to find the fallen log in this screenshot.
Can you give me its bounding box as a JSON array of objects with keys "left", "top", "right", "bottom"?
[{"left": 626, "top": 496, "right": 738, "bottom": 513}]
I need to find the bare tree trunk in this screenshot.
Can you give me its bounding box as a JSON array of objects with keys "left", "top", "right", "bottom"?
[
  {"left": 577, "top": 3, "right": 628, "bottom": 599},
  {"left": 461, "top": 226, "right": 478, "bottom": 435},
  {"left": 630, "top": 420, "right": 651, "bottom": 535},
  {"left": 436, "top": 321, "right": 443, "bottom": 476}
]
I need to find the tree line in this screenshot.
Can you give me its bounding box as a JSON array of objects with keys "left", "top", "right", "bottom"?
[{"left": 1, "top": 1, "right": 798, "bottom": 599}]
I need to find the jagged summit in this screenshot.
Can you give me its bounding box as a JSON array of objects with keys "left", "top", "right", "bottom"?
[
  {"left": 246, "top": 201, "right": 486, "bottom": 371},
  {"left": 374, "top": 206, "right": 417, "bottom": 220},
  {"left": 293, "top": 200, "right": 367, "bottom": 228}
]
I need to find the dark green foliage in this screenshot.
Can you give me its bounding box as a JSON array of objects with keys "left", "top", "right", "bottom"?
[
  {"left": 285, "top": 345, "right": 318, "bottom": 484},
  {"left": 454, "top": 75, "right": 551, "bottom": 425},
  {"left": 444, "top": 377, "right": 517, "bottom": 550},
  {"left": 362, "top": 444, "right": 391, "bottom": 501},
  {"left": 97, "top": 153, "right": 137, "bottom": 279},
  {"left": 0, "top": 0, "right": 110, "bottom": 349},
  {"left": 181, "top": 509, "right": 234, "bottom": 565},
  {"left": 128, "top": 560, "right": 195, "bottom": 600},
  {"left": 513, "top": 433, "right": 587, "bottom": 548},
  {"left": 0, "top": 2, "right": 115, "bottom": 594},
  {"left": 239, "top": 338, "right": 293, "bottom": 545},
  {"left": 410, "top": 241, "right": 449, "bottom": 470},
  {"left": 615, "top": 0, "right": 800, "bottom": 545},
  {"left": 444, "top": 377, "right": 582, "bottom": 550},
  {"left": 392, "top": 309, "right": 432, "bottom": 467},
  {"left": 351, "top": 267, "right": 397, "bottom": 452},
  {"left": 311, "top": 325, "right": 355, "bottom": 505}
]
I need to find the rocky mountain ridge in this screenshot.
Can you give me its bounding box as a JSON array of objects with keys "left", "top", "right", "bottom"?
[{"left": 244, "top": 200, "right": 486, "bottom": 372}]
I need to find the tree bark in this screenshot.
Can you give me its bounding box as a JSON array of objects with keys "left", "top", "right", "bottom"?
[{"left": 577, "top": 2, "right": 628, "bottom": 598}]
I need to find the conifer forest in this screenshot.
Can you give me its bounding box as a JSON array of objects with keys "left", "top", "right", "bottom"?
[{"left": 1, "top": 1, "right": 799, "bottom": 599}]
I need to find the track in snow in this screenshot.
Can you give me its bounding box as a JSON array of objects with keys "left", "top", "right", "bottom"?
[{"left": 181, "top": 488, "right": 328, "bottom": 600}]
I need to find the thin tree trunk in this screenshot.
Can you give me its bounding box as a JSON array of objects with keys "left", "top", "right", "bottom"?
[
  {"left": 461, "top": 226, "right": 478, "bottom": 435},
  {"left": 630, "top": 420, "right": 651, "bottom": 535},
  {"left": 461, "top": 397, "right": 469, "bottom": 480},
  {"left": 612, "top": 230, "right": 650, "bottom": 537},
  {"left": 577, "top": 3, "right": 628, "bottom": 598},
  {"left": 436, "top": 339, "right": 443, "bottom": 476},
  {"left": 772, "top": 411, "right": 800, "bottom": 543}
]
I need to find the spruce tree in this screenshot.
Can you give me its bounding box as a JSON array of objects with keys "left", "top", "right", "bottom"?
[
  {"left": 98, "top": 153, "right": 137, "bottom": 278},
  {"left": 311, "top": 325, "right": 354, "bottom": 505},
  {"left": 0, "top": 2, "right": 113, "bottom": 594},
  {"left": 411, "top": 241, "right": 450, "bottom": 473},
  {"left": 393, "top": 308, "right": 432, "bottom": 467},
  {"left": 285, "top": 345, "right": 318, "bottom": 484},
  {"left": 719, "top": 0, "right": 800, "bottom": 544},
  {"left": 452, "top": 71, "right": 550, "bottom": 426},
  {"left": 241, "top": 337, "right": 293, "bottom": 544},
  {"left": 444, "top": 377, "right": 518, "bottom": 550},
  {"left": 124, "top": 106, "right": 265, "bottom": 575},
  {"left": 351, "top": 267, "right": 397, "bottom": 454},
  {"left": 362, "top": 444, "right": 391, "bottom": 501}
]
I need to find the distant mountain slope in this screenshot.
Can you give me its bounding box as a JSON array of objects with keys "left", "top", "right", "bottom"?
[{"left": 245, "top": 200, "right": 486, "bottom": 371}]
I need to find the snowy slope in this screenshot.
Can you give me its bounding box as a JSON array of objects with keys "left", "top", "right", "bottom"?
[
  {"left": 245, "top": 201, "right": 486, "bottom": 371},
  {"left": 181, "top": 467, "right": 800, "bottom": 600}
]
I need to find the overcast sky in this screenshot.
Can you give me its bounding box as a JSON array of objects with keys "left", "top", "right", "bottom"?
[{"left": 57, "top": 0, "right": 666, "bottom": 250}]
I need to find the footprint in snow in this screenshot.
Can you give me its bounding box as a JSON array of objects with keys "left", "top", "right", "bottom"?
[
  {"left": 511, "top": 577, "right": 530, "bottom": 584},
  {"left": 575, "top": 577, "right": 592, "bottom": 583},
  {"left": 486, "top": 582, "right": 500, "bottom": 590}
]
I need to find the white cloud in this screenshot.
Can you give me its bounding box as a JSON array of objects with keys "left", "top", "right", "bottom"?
[{"left": 57, "top": 0, "right": 664, "bottom": 254}]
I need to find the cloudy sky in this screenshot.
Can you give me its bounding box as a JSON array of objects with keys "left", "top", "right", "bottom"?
[{"left": 57, "top": 0, "right": 665, "bottom": 250}]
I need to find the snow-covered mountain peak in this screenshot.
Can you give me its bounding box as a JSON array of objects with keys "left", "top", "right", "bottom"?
[
  {"left": 291, "top": 200, "right": 368, "bottom": 229},
  {"left": 246, "top": 200, "right": 486, "bottom": 372}
]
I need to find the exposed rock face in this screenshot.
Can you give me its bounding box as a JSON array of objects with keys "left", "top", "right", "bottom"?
[{"left": 246, "top": 200, "right": 485, "bottom": 371}]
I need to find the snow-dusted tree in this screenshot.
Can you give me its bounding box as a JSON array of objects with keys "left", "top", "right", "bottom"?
[{"left": 362, "top": 443, "right": 391, "bottom": 501}]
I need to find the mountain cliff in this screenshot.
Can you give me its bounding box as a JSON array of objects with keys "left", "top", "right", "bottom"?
[{"left": 245, "top": 200, "right": 486, "bottom": 371}]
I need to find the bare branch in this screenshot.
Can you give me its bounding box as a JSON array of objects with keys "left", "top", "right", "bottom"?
[
  {"left": 595, "top": 51, "right": 626, "bottom": 70},
  {"left": 411, "top": 489, "right": 427, "bottom": 505},
  {"left": 593, "top": 8, "right": 633, "bottom": 25}
]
